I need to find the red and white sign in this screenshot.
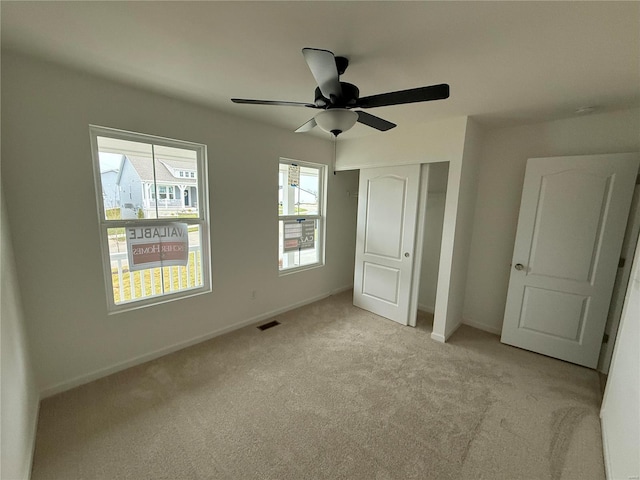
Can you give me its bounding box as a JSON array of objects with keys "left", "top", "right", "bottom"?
[
  {"left": 283, "top": 219, "right": 315, "bottom": 252},
  {"left": 126, "top": 223, "right": 189, "bottom": 271}
]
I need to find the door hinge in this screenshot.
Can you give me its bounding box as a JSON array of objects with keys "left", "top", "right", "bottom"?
[
  {"left": 619, "top": 258, "right": 625, "bottom": 268},
  {"left": 602, "top": 333, "right": 610, "bottom": 344},
  {"left": 636, "top": 173, "right": 640, "bottom": 185}
]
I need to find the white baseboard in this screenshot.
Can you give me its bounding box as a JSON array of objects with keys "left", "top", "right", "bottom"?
[
  {"left": 26, "top": 400, "right": 40, "bottom": 480},
  {"left": 417, "top": 303, "right": 435, "bottom": 314},
  {"left": 600, "top": 415, "right": 612, "bottom": 480},
  {"left": 462, "top": 318, "right": 502, "bottom": 336},
  {"left": 40, "top": 290, "right": 338, "bottom": 398},
  {"left": 433, "top": 319, "right": 497, "bottom": 344},
  {"left": 430, "top": 332, "right": 446, "bottom": 343},
  {"left": 331, "top": 284, "right": 353, "bottom": 295},
  {"left": 429, "top": 313, "right": 460, "bottom": 343},
  {"left": 445, "top": 320, "right": 463, "bottom": 341}
]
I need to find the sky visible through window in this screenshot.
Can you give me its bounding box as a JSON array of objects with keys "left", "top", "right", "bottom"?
[
  {"left": 99, "top": 152, "right": 123, "bottom": 172},
  {"left": 278, "top": 170, "right": 318, "bottom": 206}
]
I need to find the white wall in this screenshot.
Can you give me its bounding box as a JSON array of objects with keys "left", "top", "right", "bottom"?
[
  {"left": 418, "top": 163, "right": 448, "bottom": 313},
  {"left": 463, "top": 108, "right": 640, "bottom": 334},
  {"left": 417, "top": 193, "right": 445, "bottom": 312},
  {"left": 1, "top": 188, "right": 40, "bottom": 480},
  {"left": 600, "top": 232, "right": 640, "bottom": 480},
  {"left": 336, "top": 116, "right": 468, "bottom": 171},
  {"left": 1, "top": 52, "right": 359, "bottom": 396},
  {"left": 433, "top": 117, "right": 482, "bottom": 340}
]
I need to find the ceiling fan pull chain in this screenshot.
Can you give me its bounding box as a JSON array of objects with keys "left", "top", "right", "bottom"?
[{"left": 333, "top": 134, "right": 337, "bottom": 175}]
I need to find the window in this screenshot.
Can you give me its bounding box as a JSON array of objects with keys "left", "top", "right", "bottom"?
[
  {"left": 278, "top": 159, "right": 325, "bottom": 273},
  {"left": 178, "top": 170, "right": 194, "bottom": 178},
  {"left": 90, "top": 125, "right": 211, "bottom": 313}
]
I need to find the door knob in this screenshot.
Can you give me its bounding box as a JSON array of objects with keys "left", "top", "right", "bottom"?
[
  {"left": 514, "top": 263, "right": 524, "bottom": 271},
  {"left": 404, "top": 252, "right": 410, "bottom": 258}
]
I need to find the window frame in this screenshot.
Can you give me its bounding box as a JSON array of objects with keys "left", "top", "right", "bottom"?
[
  {"left": 278, "top": 158, "right": 327, "bottom": 275},
  {"left": 89, "top": 125, "right": 212, "bottom": 314}
]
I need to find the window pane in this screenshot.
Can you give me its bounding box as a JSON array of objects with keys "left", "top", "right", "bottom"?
[
  {"left": 97, "top": 137, "right": 157, "bottom": 220},
  {"left": 154, "top": 145, "right": 199, "bottom": 219},
  {"left": 107, "top": 225, "right": 204, "bottom": 304},
  {"left": 97, "top": 138, "right": 201, "bottom": 221},
  {"left": 279, "top": 164, "right": 320, "bottom": 216},
  {"left": 299, "top": 166, "right": 320, "bottom": 215},
  {"left": 278, "top": 219, "right": 320, "bottom": 270}
]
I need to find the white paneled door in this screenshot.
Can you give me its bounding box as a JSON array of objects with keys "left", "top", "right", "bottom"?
[
  {"left": 501, "top": 153, "right": 639, "bottom": 368},
  {"left": 354, "top": 165, "right": 421, "bottom": 325}
]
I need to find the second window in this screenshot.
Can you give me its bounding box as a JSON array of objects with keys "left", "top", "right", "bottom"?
[{"left": 278, "top": 159, "right": 326, "bottom": 272}]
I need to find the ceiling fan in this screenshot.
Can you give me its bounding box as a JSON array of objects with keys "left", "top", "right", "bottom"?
[{"left": 232, "top": 48, "right": 450, "bottom": 136}]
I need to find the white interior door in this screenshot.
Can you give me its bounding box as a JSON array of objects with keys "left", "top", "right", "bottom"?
[
  {"left": 501, "top": 153, "right": 639, "bottom": 368},
  {"left": 353, "top": 164, "right": 421, "bottom": 325}
]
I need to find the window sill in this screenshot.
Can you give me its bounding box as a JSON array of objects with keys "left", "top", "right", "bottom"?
[
  {"left": 107, "top": 286, "right": 211, "bottom": 315},
  {"left": 278, "top": 262, "right": 324, "bottom": 277}
]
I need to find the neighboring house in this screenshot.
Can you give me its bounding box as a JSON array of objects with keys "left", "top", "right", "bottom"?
[
  {"left": 100, "top": 168, "right": 121, "bottom": 209},
  {"left": 116, "top": 154, "right": 198, "bottom": 217}
]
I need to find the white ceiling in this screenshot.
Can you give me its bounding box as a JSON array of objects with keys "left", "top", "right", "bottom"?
[{"left": 2, "top": 1, "right": 639, "bottom": 139}]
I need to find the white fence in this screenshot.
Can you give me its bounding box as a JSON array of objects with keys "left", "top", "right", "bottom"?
[
  {"left": 142, "top": 199, "right": 198, "bottom": 209},
  {"left": 110, "top": 245, "right": 202, "bottom": 303}
]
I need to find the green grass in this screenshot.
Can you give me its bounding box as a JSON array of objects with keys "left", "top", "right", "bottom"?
[
  {"left": 106, "top": 208, "right": 122, "bottom": 220},
  {"left": 106, "top": 209, "right": 125, "bottom": 236},
  {"left": 278, "top": 205, "right": 311, "bottom": 215},
  {"left": 112, "top": 250, "right": 203, "bottom": 303}
]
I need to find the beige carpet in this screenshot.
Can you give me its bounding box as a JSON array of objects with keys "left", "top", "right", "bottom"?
[{"left": 31, "top": 291, "right": 605, "bottom": 480}]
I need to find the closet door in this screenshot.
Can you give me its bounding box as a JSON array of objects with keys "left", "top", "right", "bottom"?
[{"left": 353, "top": 164, "right": 421, "bottom": 325}]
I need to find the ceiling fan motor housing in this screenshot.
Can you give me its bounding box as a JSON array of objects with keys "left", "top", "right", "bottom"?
[
  {"left": 335, "top": 56, "right": 349, "bottom": 75},
  {"left": 314, "top": 82, "right": 360, "bottom": 108}
]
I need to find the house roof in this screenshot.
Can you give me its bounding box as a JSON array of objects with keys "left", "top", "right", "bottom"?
[{"left": 122, "top": 155, "right": 197, "bottom": 185}]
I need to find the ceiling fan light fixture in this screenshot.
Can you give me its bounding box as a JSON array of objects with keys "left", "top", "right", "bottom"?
[{"left": 315, "top": 109, "right": 358, "bottom": 136}]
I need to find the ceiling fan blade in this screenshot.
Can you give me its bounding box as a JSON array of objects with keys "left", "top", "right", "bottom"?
[
  {"left": 295, "top": 117, "right": 317, "bottom": 133},
  {"left": 356, "top": 84, "right": 450, "bottom": 109},
  {"left": 302, "top": 48, "right": 342, "bottom": 101},
  {"left": 356, "top": 111, "right": 396, "bottom": 131},
  {"left": 231, "top": 98, "right": 317, "bottom": 108}
]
